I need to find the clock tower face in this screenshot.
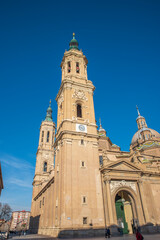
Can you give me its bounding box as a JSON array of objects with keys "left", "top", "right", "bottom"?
[
  {"left": 76, "top": 124, "right": 87, "bottom": 133},
  {"left": 79, "top": 125, "right": 85, "bottom": 131}
]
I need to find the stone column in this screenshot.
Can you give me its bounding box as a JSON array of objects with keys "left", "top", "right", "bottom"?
[
  {"left": 102, "top": 180, "right": 109, "bottom": 226},
  {"left": 137, "top": 180, "right": 150, "bottom": 223},
  {"left": 105, "top": 179, "right": 114, "bottom": 225}
]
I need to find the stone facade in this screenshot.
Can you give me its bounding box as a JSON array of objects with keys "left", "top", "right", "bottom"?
[{"left": 30, "top": 34, "right": 160, "bottom": 237}]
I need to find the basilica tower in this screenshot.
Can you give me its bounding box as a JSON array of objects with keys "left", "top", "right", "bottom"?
[
  {"left": 53, "top": 34, "right": 105, "bottom": 232},
  {"left": 32, "top": 101, "right": 55, "bottom": 197}
]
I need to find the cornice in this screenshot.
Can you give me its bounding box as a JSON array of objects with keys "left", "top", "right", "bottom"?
[
  {"left": 56, "top": 119, "right": 97, "bottom": 136},
  {"left": 101, "top": 165, "right": 160, "bottom": 178},
  {"left": 40, "top": 121, "right": 55, "bottom": 128},
  {"left": 56, "top": 78, "right": 95, "bottom": 101},
  {"left": 61, "top": 49, "right": 88, "bottom": 65},
  {"left": 34, "top": 176, "right": 54, "bottom": 201},
  {"left": 55, "top": 130, "right": 98, "bottom": 146}
]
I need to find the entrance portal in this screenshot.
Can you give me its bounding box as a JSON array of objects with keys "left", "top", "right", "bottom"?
[{"left": 115, "top": 190, "right": 137, "bottom": 234}]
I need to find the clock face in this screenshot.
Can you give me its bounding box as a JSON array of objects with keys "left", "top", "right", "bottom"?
[
  {"left": 76, "top": 124, "right": 87, "bottom": 133},
  {"left": 79, "top": 125, "right": 85, "bottom": 131}
]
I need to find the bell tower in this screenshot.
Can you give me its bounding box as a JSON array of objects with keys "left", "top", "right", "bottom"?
[
  {"left": 32, "top": 101, "right": 55, "bottom": 197},
  {"left": 54, "top": 34, "right": 105, "bottom": 233}
]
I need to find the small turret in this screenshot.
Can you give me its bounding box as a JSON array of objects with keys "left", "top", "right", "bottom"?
[
  {"left": 33, "top": 101, "right": 56, "bottom": 191},
  {"left": 45, "top": 100, "right": 53, "bottom": 122}
]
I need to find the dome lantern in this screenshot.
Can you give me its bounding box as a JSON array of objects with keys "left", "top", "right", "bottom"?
[
  {"left": 136, "top": 106, "right": 147, "bottom": 130},
  {"left": 69, "top": 33, "right": 79, "bottom": 50}
]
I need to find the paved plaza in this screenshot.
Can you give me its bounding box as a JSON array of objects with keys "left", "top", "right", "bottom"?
[{"left": 10, "top": 233, "right": 160, "bottom": 240}]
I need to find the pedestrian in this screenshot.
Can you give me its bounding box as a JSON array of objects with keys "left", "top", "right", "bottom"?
[
  {"left": 107, "top": 228, "right": 111, "bottom": 238},
  {"left": 105, "top": 227, "right": 111, "bottom": 238},
  {"left": 136, "top": 229, "right": 144, "bottom": 240}
]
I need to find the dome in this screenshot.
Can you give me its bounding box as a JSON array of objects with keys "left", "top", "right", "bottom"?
[
  {"left": 99, "top": 127, "right": 106, "bottom": 132},
  {"left": 69, "top": 33, "right": 79, "bottom": 50},
  {"left": 131, "top": 128, "right": 160, "bottom": 145}
]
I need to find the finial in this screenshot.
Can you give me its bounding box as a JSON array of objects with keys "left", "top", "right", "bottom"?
[
  {"left": 136, "top": 105, "right": 141, "bottom": 116},
  {"left": 49, "top": 99, "right": 51, "bottom": 105},
  {"left": 73, "top": 33, "right": 75, "bottom": 39},
  {"left": 99, "top": 118, "right": 102, "bottom": 127}
]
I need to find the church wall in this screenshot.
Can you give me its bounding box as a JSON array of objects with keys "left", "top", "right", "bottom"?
[
  {"left": 30, "top": 179, "right": 56, "bottom": 235},
  {"left": 144, "top": 180, "right": 160, "bottom": 224},
  {"left": 55, "top": 135, "right": 105, "bottom": 230}
]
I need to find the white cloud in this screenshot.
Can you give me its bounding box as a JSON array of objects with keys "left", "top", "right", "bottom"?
[
  {"left": 7, "top": 178, "right": 32, "bottom": 188},
  {"left": 0, "top": 153, "right": 34, "bottom": 211},
  {"left": 0, "top": 154, "right": 34, "bottom": 170},
  {"left": 0, "top": 153, "right": 34, "bottom": 189}
]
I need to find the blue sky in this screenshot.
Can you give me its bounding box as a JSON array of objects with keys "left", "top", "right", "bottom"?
[{"left": 0, "top": 0, "right": 160, "bottom": 211}]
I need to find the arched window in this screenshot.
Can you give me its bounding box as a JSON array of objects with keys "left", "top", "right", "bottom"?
[
  {"left": 41, "top": 131, "right": 44, "bottom": 142},
  {"left": 43, "top": 162, "right": 47, "bottom": 172},
  {"left": 76, "top": 62, "right": 80, "bottom": 73},
  {"left": 99, "top": 156, "right": 103, "bottom": 165},
  {"left": 77, "top": 104, "right": 82, "bottom": 118},
  {"left": 47, "top": 131, "right": 50, "bottom": 142},
  {"left": 68, "top": 61, "right": 71, "bottom": 73}
]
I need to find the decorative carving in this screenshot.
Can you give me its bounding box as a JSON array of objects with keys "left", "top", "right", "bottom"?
[
  {"left": 58, "top": 94, "right": 64, "bottom": 106},
  {"left": 110, "top": 180, "right": 137, "bottom": 193},
  {"left": 43, "top": 153, "right": 49, "bottom": 160},
  {"left": 72, "top": 90, "right": 88, "bottom": 101}
]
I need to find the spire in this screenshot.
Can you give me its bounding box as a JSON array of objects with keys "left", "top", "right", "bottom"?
[
  {"left": 136, "top": 105, "right": 141, "bottom": 117},
  {"left": 69, "top": 33, "right": 79, "bottom": 50},
  {"left": 45, "top": 100, "right": 53, "bottom": 122},
  {"left": 99, "top": 118, "right": 102, "bottom": 129}
]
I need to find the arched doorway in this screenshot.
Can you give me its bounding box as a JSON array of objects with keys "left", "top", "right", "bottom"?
[{"left": 115, "top": 190, "right": 138, "bottom": 234}]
